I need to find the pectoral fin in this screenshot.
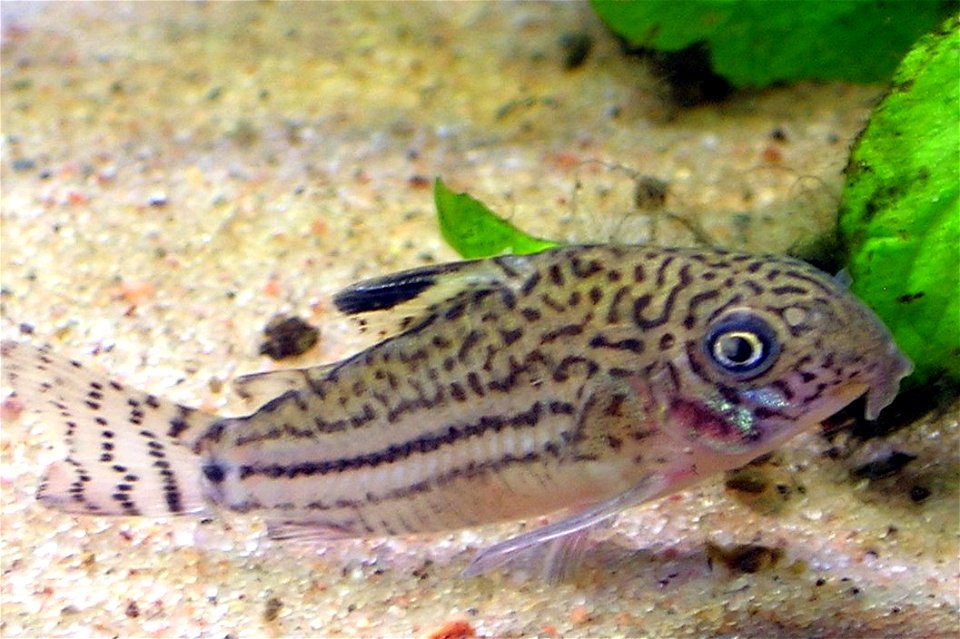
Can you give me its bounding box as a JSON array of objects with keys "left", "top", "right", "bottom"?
[
  {"left": 267, "top": 519, "right": 358, "bottom": 542},
  {"left": 462, "top": 474, "right": 667, "bottom": 577}
]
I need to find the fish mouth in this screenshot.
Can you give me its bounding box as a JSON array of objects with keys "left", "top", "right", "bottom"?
[
  {"left": 809, "top": 382, "right": 873, "bottom": 427},
  {"left": 863, "top": 343, "right": 914, "bottom": 421}
]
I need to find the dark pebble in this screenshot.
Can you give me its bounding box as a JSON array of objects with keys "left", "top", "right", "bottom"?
[
  {"left": 259, "top": 315, "right": 320, "bottom": 360},
  {"left": 408, "top": 174, "right": 430, "bottom": 189},
  {"left": 909, "top": 485, "right": 931, "bottom": 503},
  {"left": 851, "top": 451, "right": 917, "bottom": 480},
  {"left": 559, "top": 32, "right": 593, "bottom": 70},
  {"left": 11, "top": 158, "right": 35, "bottom": 172},
  {"left": 724, "top": 475, "right": 768, "bottom": 494},
  {"left": 633, "top": 176, "right": 669, "bottom": 210},
  {"left": 707, "top": 542, "right": 783, "bottom": 574},
  {"left": 263, "top": 597, "right": 283, "bottom": 622}
]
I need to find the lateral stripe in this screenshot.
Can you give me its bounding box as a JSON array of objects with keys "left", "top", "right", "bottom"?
[{"left": 238, "top": 400, "right": 547, "bottom": 480}]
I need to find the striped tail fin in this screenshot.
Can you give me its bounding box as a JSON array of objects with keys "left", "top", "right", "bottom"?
[{"left": 2, "top": 341, "right": 220, "bottom": 517}]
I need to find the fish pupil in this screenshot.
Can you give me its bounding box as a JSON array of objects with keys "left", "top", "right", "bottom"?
[
  {"left": 715, "top": 331, "right": 762, "bottom": 367},
  {"left": 704, "top": 311, "right": 780, "bottom": 379}
]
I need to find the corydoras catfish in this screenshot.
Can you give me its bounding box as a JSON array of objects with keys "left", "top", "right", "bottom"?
[{"left": 2, "top": 244, "right": 912, "bottom": 575}]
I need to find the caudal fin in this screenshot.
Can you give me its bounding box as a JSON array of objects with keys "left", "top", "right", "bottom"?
[{"left": 2, "top": 341, "right": 219, "bottom": 517}]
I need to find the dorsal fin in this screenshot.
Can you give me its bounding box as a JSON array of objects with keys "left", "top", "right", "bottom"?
[
  {"left": 232, "top": 365, "right": 336, "bottom": 409},
  {"left": 332, "top": 255, "right": 538, "bottom": 340},
  {"left": 235, "top": 256, "right": 542, "bottom": 406}
]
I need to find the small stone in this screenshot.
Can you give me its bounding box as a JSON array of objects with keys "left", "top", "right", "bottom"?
[
  {"left": 851, "top": 451, "right": 917, "bottom": 480},
  {"left": 263, "top": 596, "right": 283, "bottom": 622},
  {"left": 707, "top": 542, "right": 783, "bottom": 574},
  {"left": 559, "top": 32, "right": 593, "bottom": 70},
  {"left": 569, "top": 605, "right": 592, "bottom": 625},
  {"left": 633, "top": 176, "right": 668, "bottom": 210},
  {"left": 724, "top": 474, "right": 767, "bottom": 494},
  {"left": 148, "top": 192, "right": 168, "bottom": 207},
  {"left": 259, "top": 315, "right": 320, "bottom": 360},
  {"left": 425, "top": 619, "right": 475, "bottom": 639},
  {"left": 11, "top": 158, "right": 36, "bottom": 172},
  {"left": 2, "top": 396, "right": 25, "bottom": 421}
]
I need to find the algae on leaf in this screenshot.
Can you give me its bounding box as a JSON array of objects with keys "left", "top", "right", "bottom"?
[
  {"left": 434, "top": 178, "right": 559, "bottom": 259},
  {"left": 591, "top": 0, "right": 955, "bottom": 88},
  {"left": 839, "top": 18, "right": 960, "bottom": 386}
]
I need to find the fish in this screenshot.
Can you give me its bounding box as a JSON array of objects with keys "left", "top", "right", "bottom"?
[{"left": 1, "top": 244, "right": 912, "bottom": 576}]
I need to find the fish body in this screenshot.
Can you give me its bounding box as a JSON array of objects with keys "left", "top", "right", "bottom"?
[{"left": 2, "top": 245, "right": 912, "bottom": 574}]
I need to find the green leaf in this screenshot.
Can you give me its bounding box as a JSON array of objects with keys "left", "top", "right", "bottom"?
[
  {"left": 434, "top": 178, "right": 560, "bottom": 259},
  {"left": 839, "top": 17, "right": 960, "bottom": 386},
  {"left": 591, "top": 0, "right": 954, "bottom": 88}
]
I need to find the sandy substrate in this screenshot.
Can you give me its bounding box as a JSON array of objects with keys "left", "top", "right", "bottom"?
[{"left": 1, "top": 3, "right": 957, "bottom": 638}]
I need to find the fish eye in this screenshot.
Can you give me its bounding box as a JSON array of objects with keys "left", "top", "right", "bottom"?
[{"left": 703, "top": 312, "right": 780, "bottom": 380}]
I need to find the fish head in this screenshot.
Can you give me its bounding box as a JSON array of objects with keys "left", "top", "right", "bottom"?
[{"left": 646, "top": 257, "right": 913, "bottom": 463}]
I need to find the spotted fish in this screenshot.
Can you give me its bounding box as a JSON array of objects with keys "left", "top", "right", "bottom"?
[{"left": 2, "top": 245, "right": 912, "bottom": 575}]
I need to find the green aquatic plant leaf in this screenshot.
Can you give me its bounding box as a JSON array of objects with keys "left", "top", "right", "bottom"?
[
  {"left": 839, "top": 17, "right": 960, "bottom": 386},
  {"left": 434, "top": 178, "right": 560, "bottom": 259},
  {"left": 591, "top": 0, "right": 954, "bottom": 88}
]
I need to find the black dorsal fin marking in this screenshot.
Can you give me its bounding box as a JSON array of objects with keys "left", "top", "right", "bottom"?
[{"left": 332, "top": 256, "right": 538, "bottom": 340}]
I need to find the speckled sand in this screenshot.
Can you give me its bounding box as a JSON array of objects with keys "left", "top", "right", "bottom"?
[{"left": 1, "top": 3, "right": 957, "bottom": 638}]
